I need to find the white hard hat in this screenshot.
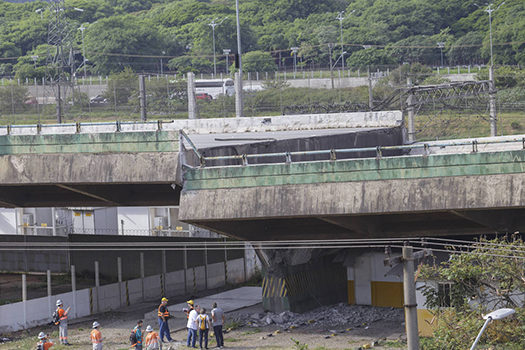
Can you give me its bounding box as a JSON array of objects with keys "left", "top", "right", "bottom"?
[
  {"left": 56, "top": 299, "right": 63, "bottom": 306},
  {"left": 146, "top": 325, "right": 153, "bottom": 332},
  {"left": 38, "top": 332, "right": 46, "bottom": 339},
  {"left": 93, "top": 321, "right": 100, "bottom": 328}
]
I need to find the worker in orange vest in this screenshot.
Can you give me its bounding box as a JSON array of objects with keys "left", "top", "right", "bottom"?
[
  {"left": 157, "top": 297, "right": 174, "bottom": 342},
  {"left": 36, "top": 332, "right": 54, "bottom": 350},
  {"left": 54, "top": 299, "right": 70, "bottom": 345},
  {"left": 144, "top": 325, "right": 162, "bottom": 350},
  {"left": 90, "top": 321, "right": 103, "bottom": 350}
]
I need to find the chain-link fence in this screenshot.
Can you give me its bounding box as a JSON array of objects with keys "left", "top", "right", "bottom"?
[{"left": 1, "top": 65, "right": 524, "bottom": 141}]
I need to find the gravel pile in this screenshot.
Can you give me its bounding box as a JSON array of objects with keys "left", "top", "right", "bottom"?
[{"left": 231, "top": 303, "right": 404, "bottom": 331}]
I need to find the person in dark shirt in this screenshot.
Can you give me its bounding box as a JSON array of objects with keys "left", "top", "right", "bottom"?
[{"left": 157, "top": 297, "right": 174, "bottom": 343}]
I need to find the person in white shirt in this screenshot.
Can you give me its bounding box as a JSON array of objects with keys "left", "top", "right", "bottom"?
[
  {"left": 186, "top": 302, "right": 199, "bottom": 348},
  {"left": 211, "top": 302, "right": 225, "bottom": 349}
]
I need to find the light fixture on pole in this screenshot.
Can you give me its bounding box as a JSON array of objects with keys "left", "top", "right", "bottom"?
[
  {"left": 35, "top": 8, "right": 44, "bottom": 19},
  {"left": 209, "top": 17, "right": 227, "bottom": 76},
  {"left": 470, "top": 308, "right": 515, "bottom": 350},
  {"left": 290, "top": 47, "right": 299, "bottom": 74},
  {"left": 223, "top": 49, "right": 231, "bottom": 74},
  {"left": 437, "top": 42, "right": 445, "bottom": 67}
]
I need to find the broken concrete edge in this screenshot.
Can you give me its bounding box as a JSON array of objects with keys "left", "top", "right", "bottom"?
[{"left": 0, "top": 111, "right": 403, "bottom": 136}]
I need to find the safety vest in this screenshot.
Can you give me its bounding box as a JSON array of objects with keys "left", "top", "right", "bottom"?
[
  {"left": 90, "top": 329, "right": 102, "bottom": 344},
  {"left": 185, "top": 307, "right": 194, "bottom": 319},
  {"left": 37, "top": 340, "right": 54, "bottom": 350},
  {"left": 157, "top": 304, "right": 170, "bottom": 318},
  {"left": 57, "top": 307, "right": 68, "bottom": 321},
  {"left": 145, "top": 332, "right": 160, "bottom": 346}
]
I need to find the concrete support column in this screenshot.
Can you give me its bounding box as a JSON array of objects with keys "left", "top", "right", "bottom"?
[
  {"left": 224, "top": 239, "right": 228, "bottom": 285},
  {"left": 489, "top": 66, "right": 497, "bottom": 137},
  {"left": 117, "top": 257, "right": 123, "bottom": 307},
  {"left": 187, "top": 72, "right": 197, "bottom": 119},
  {"left": 22, "top": 274, "right": 27, "bottom": 329},
  {"left": 140, "top": 252, "right": 145, "bottom": 301},
  {"left": 235, "top": 71, "right": 243, "bottom": 118},
  {"left": 183, "top": 245, "right": 188, "bottom": 294},
  {"left": 204, "top": 241, "right": 208, "bottom": 290},
  {"left": 243, "top": 242, "right": 248, "bottom": 283},
  {"left": 139, "top": 75, "right": 147, "bottom": 121},
  {"left": 161, "top": 250, "right": 166, "bottom": 296},
  {"left": 94, "top": 261, "right": 100, "bottom": 313},
  {"left": 47, "top": 270, "right": 52, "bottom": 317},
  {"left": 71, "top": 265, "right": 77, "bottom": 318}
]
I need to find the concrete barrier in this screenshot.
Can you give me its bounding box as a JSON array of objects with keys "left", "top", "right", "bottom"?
[{"left": 0, "top": 257, "right": 252, "bottom": 333}]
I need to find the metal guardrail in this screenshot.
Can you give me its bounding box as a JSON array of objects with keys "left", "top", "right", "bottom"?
[
  {"left": 195, "top": 137, "right": 525, "bottom": 168},
  {"left": 0, "top": 120, "right": 171, "bottom": 135}
]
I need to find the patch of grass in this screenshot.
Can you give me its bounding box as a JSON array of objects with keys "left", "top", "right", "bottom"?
[
  {"left": 224, "top": 337, "right": 242, "bottom": 343},
  {"left": 241, "top": 328, "right": 261, "bottom": 335},
  {"left": 383, "top": 339, "right": 405, "bottom": 348},
  {"left": 224, "top": 320, "right": 242, "bottom": 331}
]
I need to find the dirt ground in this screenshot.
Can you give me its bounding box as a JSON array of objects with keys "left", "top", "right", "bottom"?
[{"left": 0, "top": 301, "right": 406, "bottom": 350}]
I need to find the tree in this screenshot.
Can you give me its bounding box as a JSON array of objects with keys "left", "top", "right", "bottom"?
[
  {"left": 242, "top": 50, "right": 277, "bottom": 72},
  {"left": 83, "top": 15, "right": 164, "bottom": 74},
  {"left": 420, "top": 235, "right": 525, "bottom": 350}
]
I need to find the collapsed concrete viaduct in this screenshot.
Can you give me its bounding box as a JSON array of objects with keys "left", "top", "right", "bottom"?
[{"left": 3, "top": 112, "right": 525, "bottom": 312}]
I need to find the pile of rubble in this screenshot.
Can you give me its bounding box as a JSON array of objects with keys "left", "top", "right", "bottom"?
[{"left": 232, "top": 303, "right": 404, "bottom": 331}]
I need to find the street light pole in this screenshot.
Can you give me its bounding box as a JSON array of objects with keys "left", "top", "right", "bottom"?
[
  {"left": 235, "top": 0, "right": 243, "bottom": 118},
  {"left": 223, "top": 49, "right": 231, "bottom": 74},
  {"left": 291, "top": 47, "right": 299, "bottom": 74},
  {"left": 79, "top": 24, "right": 87, "bottom": 78},
  {"left": 480, "top": 1, "right": 505, "bottom": 137},
  {"left": 160, "top": 50, "right": 165, "bottom": 75},
  {"left": 437, "top": 42, "right": 445, "bottom": 67},
  {"left": 209, "top": 17, "right": 227, "bottom": 76},
  {"left": 336, "top": 11, "right": 345, "bottom": 73}
]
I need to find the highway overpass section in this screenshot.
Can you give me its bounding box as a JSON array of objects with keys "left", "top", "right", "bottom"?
[{"left": 0, "top": 111, "right": 402, "bottom": 207}]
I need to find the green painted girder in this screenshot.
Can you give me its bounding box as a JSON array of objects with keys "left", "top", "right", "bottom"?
[
  {"left": 184, "top": 150, "right": 525, "bottom": 190},
  {"left": 0, "top": 130, "right": 179, "bottom": 155}
]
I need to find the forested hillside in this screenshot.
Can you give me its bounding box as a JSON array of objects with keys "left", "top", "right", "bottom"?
[{"left": 0, "top": 0, "right": 523, "bottom": 77}]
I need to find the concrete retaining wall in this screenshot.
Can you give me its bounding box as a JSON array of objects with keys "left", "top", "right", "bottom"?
[{"left": 0, "top": 257, "right": 250, "bottom": 333}]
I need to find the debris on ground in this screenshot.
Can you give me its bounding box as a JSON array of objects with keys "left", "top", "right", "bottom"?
[{"left": 230, "top": 303, "right": 404, "bottom": 332}]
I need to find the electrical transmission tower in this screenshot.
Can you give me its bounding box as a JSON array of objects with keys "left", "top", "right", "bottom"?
[{"left": 46, "top": 0, "right": 75, "bottom": 123}]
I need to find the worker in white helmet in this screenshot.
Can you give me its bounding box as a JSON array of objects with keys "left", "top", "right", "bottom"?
[
  {"left": 53, "top": 299, "right": 71, "bottom": 345},
  {"left": 91, "top": 321, "right": 103, "bottom": 350},
  {"left": 36, "top": 332, "right": 54, "bottom": 350}
]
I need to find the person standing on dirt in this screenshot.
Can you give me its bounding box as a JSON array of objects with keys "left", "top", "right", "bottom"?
[
  {"left": 211, "top": 302, "right": 225, "bottom": 349},
  {"left": 131, "top": 320, "right": 144, "bottom": 350},
  {"left": 197, "top": 308, "right": 212, "bottom": 349},
  {"left": 54, "top": 299, "right": 70, "bottom": 345},
  {"left": 186, "top": 302, "right": 199, "bottom": 348},
  {"left": 144, "top": 325, "right": 162, "bottom": 350},
  {"left": 90, "top": 321, "right": 103, "bottom": 350},
  {"left": 157, "top": 297, "right": 174, "bottom": 343},
  {"left": 36, "top": 332, "right": 54, "bottom": 350}
]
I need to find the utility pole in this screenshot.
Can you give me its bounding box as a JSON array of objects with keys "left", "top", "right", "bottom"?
[
  {"left": 403, "top": 246, "right": 420, "bottom": 350},
  {"left": 328, "top": 43, "right": 334, "bottom": 89},
  {"left": 235, "top": 0, "right": 243, "bottom": 118},
  {"left": 406, "top": 77, "right": 415, "bottom": 143},
  {"left": 160, "top": 51, "right": 165, "bottom": 75},
  {"left": 368, "top": 66, "right": 373, "bottom": 111},
  {"left": 139, "top": 74, "right": 147, "bottom": 121}
]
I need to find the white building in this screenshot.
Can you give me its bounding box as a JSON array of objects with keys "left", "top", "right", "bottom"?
[{"left": 0, "top": 206, "right": 215, "bottom": 237}]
